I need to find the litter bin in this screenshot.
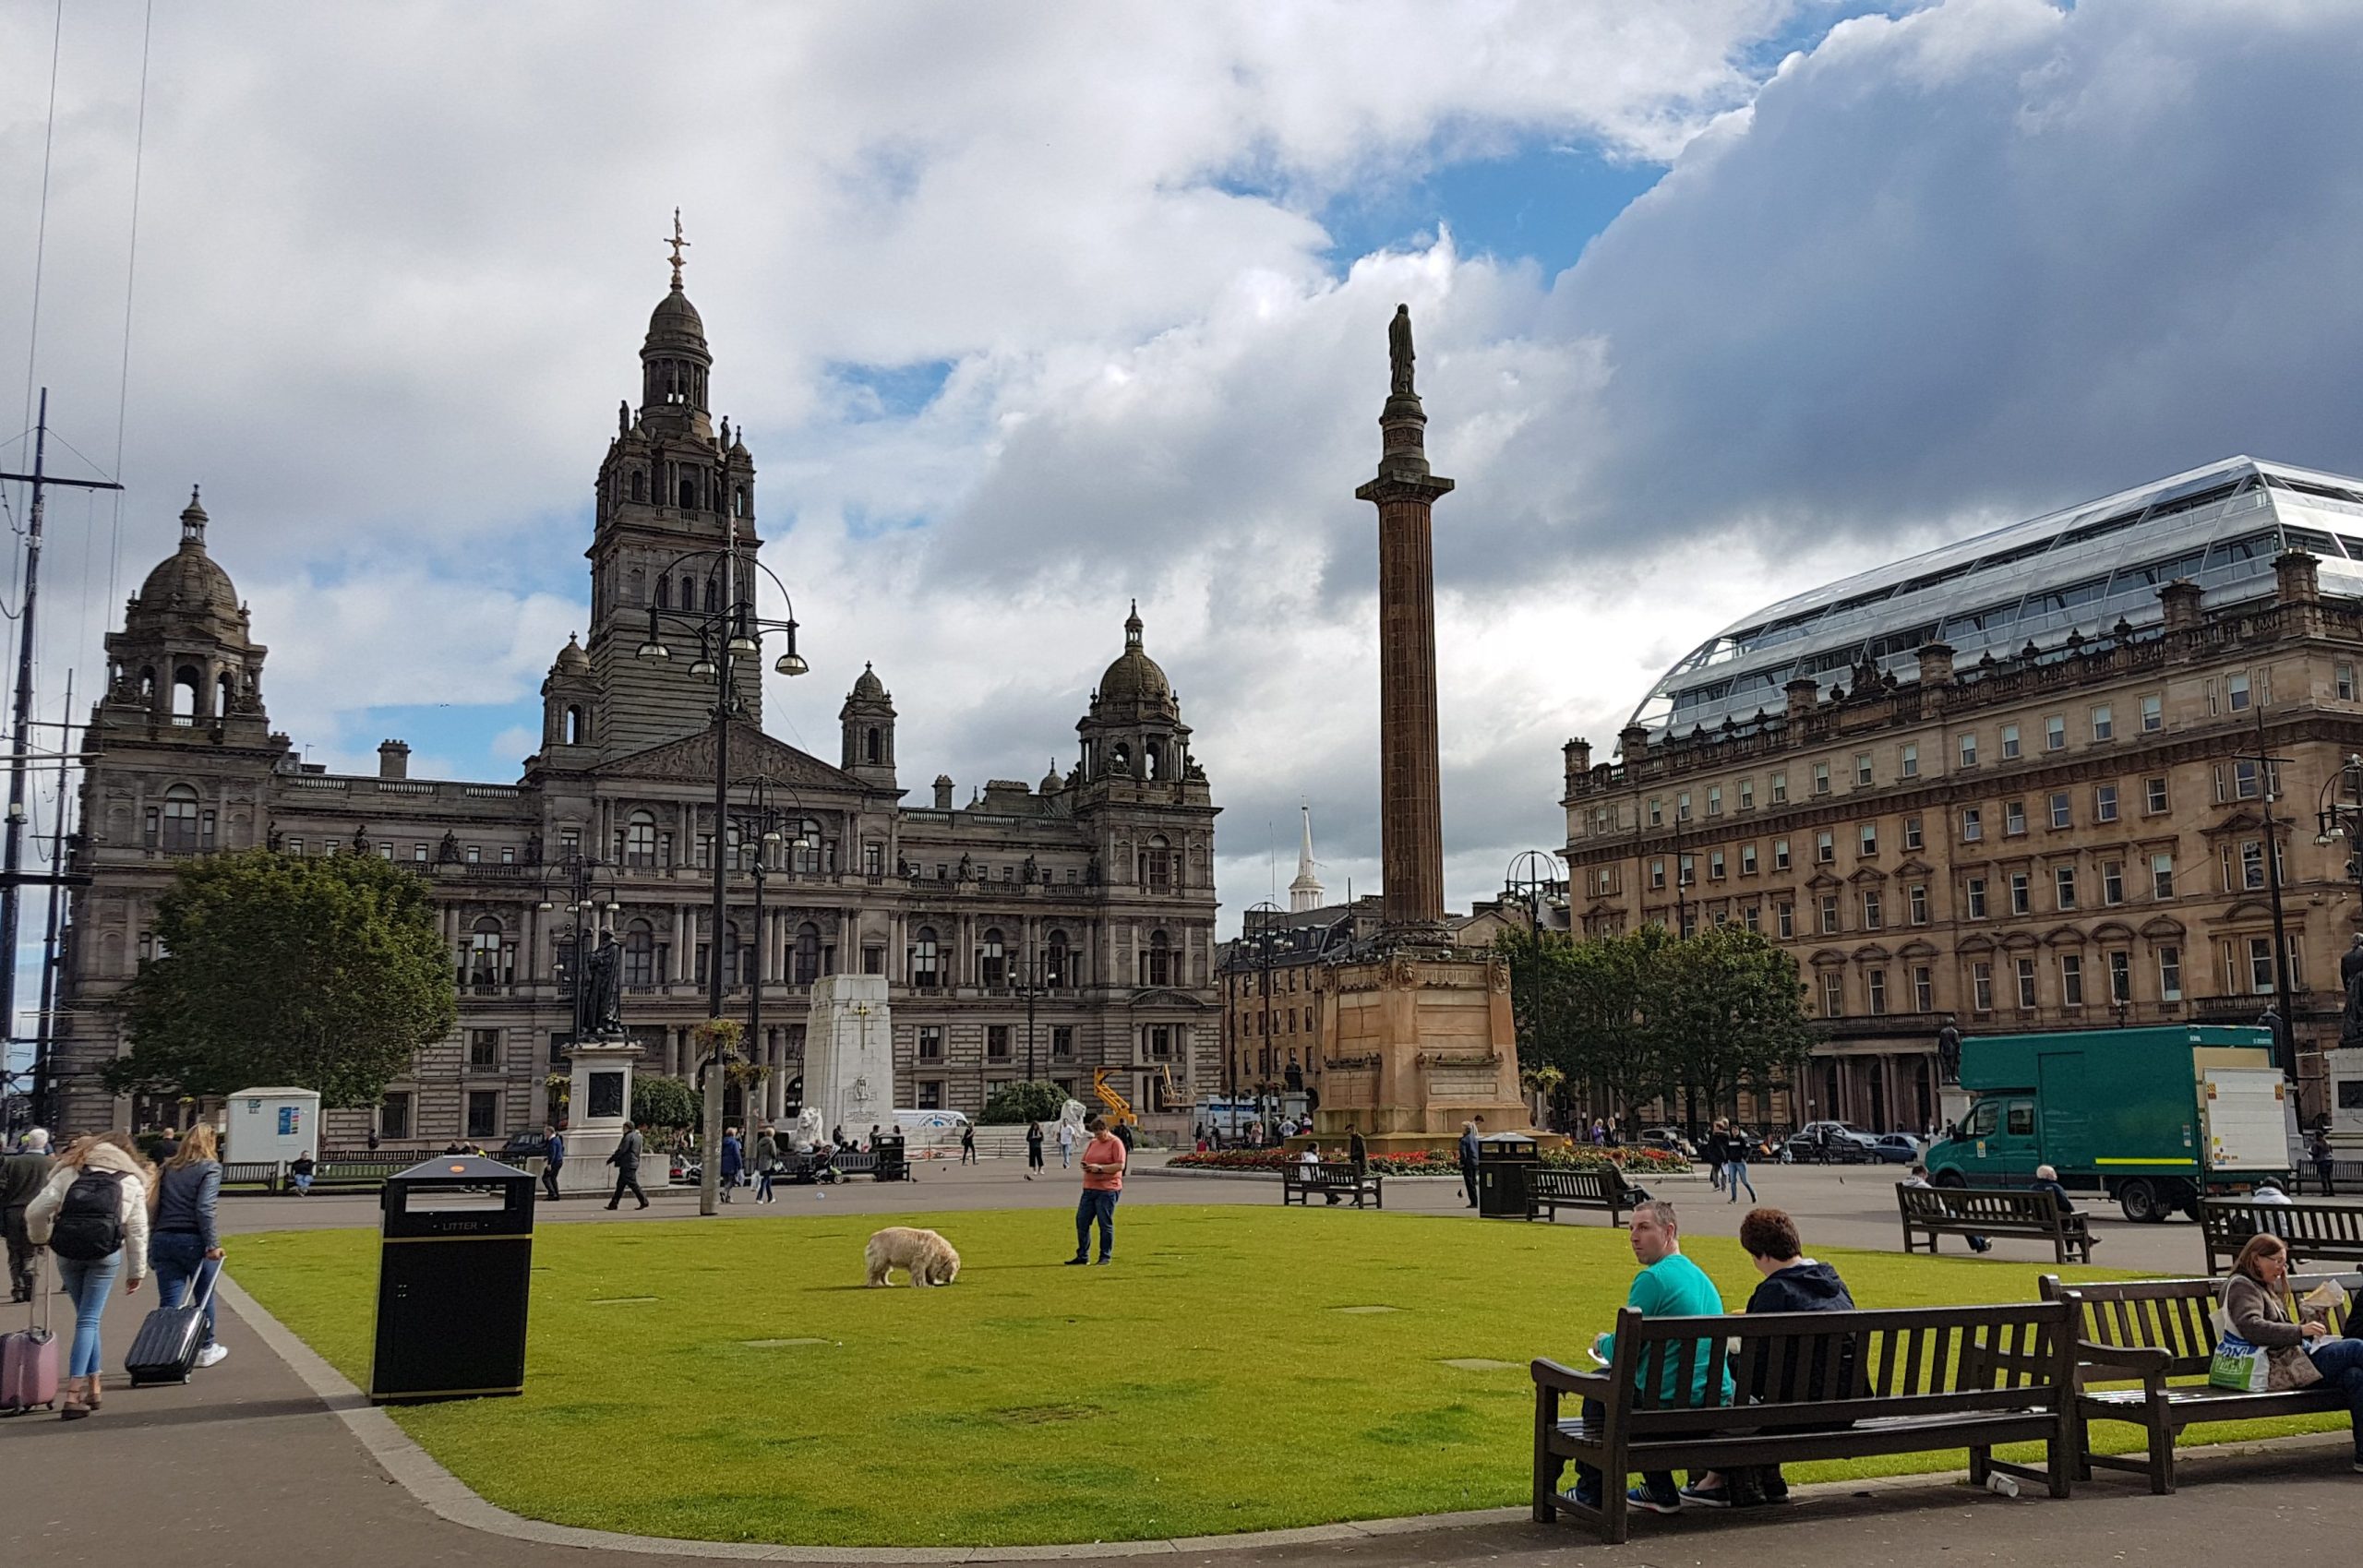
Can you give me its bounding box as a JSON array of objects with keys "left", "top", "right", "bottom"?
[
  {"left": 369, "top": 1155, "right": 535, "bottom": 1404},
  {"left": 1476, "top": 1131, "right": 1541, "bottom": 1218},
  {"left": 873, "top": 1133, "right": 908, "bottom": 1183}
]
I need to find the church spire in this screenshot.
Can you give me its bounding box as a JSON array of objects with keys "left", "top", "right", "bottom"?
[{"left": 1289, "top": 802, "right": 1325, "bottom": 912}]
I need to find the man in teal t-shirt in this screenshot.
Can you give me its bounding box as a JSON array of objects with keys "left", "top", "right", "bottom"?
[{"left": 1570, "top": 1199, "right": 1732, "bottom": 1515}]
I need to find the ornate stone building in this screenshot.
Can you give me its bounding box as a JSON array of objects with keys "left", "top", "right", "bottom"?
[
  {"left": 53, "top": 260, "right": 1219, "bottom": 1143},
  {"left": 1562, "top": 458, "right": 2363, "bottom": 1131}
]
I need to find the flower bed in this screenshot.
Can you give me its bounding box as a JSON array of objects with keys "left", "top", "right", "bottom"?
[
  {"left": 1540, "top": 1144, "right": 1692, "bottom": 1176},
  {"left": 1167, "top": 1145, "right": 1691, "bottom": 1177}
]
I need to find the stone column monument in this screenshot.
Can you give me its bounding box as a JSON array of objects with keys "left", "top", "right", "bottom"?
[
  {"left": 805, "top": 974, "right": 895, "bottom": 1140},
  {"left": 1318, "top": 305, "right": 1529, "bottom": 1152}
]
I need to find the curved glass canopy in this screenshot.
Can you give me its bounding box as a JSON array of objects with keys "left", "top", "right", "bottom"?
[{"left": 1628, "top": 456, "right": 2363, "bottom": 743}]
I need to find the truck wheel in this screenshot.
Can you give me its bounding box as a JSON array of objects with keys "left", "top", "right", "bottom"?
[
  {"left": 2118, "top": 1179, "right": 2162, "bottom": 1224},
  {"left": 1933, "top": 1169, "right": 1966, "bottom": 1190}
]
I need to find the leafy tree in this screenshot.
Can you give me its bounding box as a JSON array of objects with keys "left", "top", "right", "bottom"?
[
  {"left": 1641, "top": 924, "right": 1812, "bottom": 1123},
  {"left": 630, "top": 1073, "right": 700, "bottom": 1131},
  {"left": 979, "top": 1080, "right": 1068, "bottom": 1125},
  {"left": 105, "top": 849, "right": 455, "bottom": 1108}
]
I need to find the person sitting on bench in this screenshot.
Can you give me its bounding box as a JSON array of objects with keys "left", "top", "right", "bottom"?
[{"left": 2029, "top": 1165, "right": 2099, "bottom": 1251}]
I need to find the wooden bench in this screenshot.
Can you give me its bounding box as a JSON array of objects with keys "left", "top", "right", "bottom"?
[
  {"left": 1900, "top": 1184, "right": 2094, "bottom": 1264},
  {"left": 219, "top": 1160, "right": 282, "bottom": 1194},
  {"left": 2199, "top": 1198, "right": 2363, "bottom": 1275},
  {"left": 1282, "top": 1162, "right": 1383, "bottom": 1208},
  {"left": 1527, "top": 1167, "right": 1637, "bottom": 1226},
  {"left": 1531, "top": 1300, "right": 2076, "bottom": 1543},
  {"left": 2043, "top": 1271, "right": 2359, "bottom": 1493}
]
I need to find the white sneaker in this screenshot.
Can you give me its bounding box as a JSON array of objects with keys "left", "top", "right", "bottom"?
[{"left": 196, "top": 1345, "right": 228, "bottom": 1369}]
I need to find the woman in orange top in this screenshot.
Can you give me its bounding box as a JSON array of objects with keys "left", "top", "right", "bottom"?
[{"left": 1065, "top": 1117, "right": 1126, "bottom": 1266}]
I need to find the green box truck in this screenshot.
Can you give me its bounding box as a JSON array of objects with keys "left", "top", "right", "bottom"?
[{"left": 1924, "top": 1024, "right": 2294, "bottom": 1223}]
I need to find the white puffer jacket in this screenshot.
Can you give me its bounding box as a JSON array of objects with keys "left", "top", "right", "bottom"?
[{"left": 25, "top": 1141, "right": 150, "bottom": 1282}]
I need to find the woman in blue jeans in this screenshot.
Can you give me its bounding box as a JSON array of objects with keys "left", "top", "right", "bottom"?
[
  {"left": 151, "top": 1124, "right": 227, "bottom": 1368},
  {"left": 25, "top": 1131, "right": 150, "bottom": 1418}
]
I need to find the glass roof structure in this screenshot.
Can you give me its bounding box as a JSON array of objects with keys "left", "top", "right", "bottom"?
[{"left": 1629, "top": 457, "right": 2363, "bottom": 740}]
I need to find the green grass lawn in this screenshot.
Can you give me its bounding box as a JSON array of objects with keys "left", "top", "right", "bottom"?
[{"left": 229, "top": 1204, "right": 2338, "bottom": 1548}]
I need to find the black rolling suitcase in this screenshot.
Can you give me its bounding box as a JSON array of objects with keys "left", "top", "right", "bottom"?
[{"left": 125, "top": 1257, "right": 219, "bottom": 1386}]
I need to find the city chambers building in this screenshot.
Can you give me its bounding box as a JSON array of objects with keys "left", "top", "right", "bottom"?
[
  {"left": 1561, "top": 457, "right": 2363, "bottom": 1132},
  {"left": 51, "top": 258, "right": 1219, "bottom": 1144}
]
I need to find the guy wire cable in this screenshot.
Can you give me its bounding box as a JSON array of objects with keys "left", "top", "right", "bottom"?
[{"left": 106, "top": 0, "right": 157, "bottom": 621}]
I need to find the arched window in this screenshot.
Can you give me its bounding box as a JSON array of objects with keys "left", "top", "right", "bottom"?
[
  {"left": 624, "top": 918, "right": 656, "bottom": 987},
  {"left": 627, "top": 568, "right": 645, "bottom": 606},
  {"left": 159, "top": 784, "right": 201, "bottom": 854},
  {"left": 564, "top": 707, "right": 585, "bottom": 746},
  {"left": 864, "top": 726, "right": 881, "bottom": 764},
  {"left": 732, "top": 485, "right": 746, "bottom": 518},
  {"left": 724, "top": 921, "right": 753, "bottom": 987},
  {"left": 911, "top": 926, "right": 940, "bottom": 987},
  {"left": 791, "top": 818, "right": 823, "bottom": 875},
  {"left": 679, "top": 476, "right": 698, "bottom": 509},
  {"left": 1045, "top": 929, "right": 1071, "bottom": 989},
  {"left": 678, "top": 574, "right": 695, "bottom": 609},
  {"left": 794, "top": 921, "right": 821, "bottom": 985},
  {"left": 979, "top": 928, "right": 1006, "bottom": 987},
  {"left": 138, "top": 665, "right": 156, "bottom": 701},
  {"left": 623, "top": 809, "right": 657, "bottom": 867},
  {"left": 703, "top": 577, "right": 720, "bottom": 613},
  {"left": 654, "top": 575, "right": 669, "bottom": 609},
  {"left": 1145, "top": 740, "right": 1163, "bottom": 780},
  {"left": 216, "top": 673, "right": 234, "bottom": 716},
  {"left": 1110, "top": 741, "right": 1132, "bottom": 775},
  {"left": 630, "top": 470, "right": 646, "bottom": 503},
  {"left": 172, "top": 666, "right": 200, "bottom": 721},
  {"left": 1145, "top": 928, "right": 1172, "bottom": 987},
  {"left": 1142, "top": 834, "right": 1173, "bottom": 890},
  {"left": 467, "top": 916, "right": 508, "bottom": 988}
]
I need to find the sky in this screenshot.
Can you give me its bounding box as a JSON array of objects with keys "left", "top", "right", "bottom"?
[{"left": 7, "top": 0, "right": 2363, "bottom": 1071}]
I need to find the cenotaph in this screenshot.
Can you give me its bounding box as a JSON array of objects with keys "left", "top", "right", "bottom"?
[{"left": 805, "top": 974, "right": 896, "bottom": 1139}]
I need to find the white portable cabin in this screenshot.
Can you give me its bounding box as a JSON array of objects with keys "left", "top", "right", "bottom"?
[{"left": 223, "top": 1086, "right": 322, "bottom": 1165}]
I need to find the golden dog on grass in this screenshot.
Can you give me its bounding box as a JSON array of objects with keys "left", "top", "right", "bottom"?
[{"left": 864, "top": 1226, "right": 961, "bottom": 1287}]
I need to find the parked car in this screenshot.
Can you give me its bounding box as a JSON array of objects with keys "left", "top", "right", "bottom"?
[
  {"left": 1637, "top": 1127, "right": 1696, "bottom": 1157},
  {"left": 497, "top": 1131, "right": 548, "bottom": 1164},
  {"left": 1784, "top": 1121, "right": 1877, "bottom": 1164},
  {"left": 1868, "top": 1132, "right": 1923, "bottom": 1165}
]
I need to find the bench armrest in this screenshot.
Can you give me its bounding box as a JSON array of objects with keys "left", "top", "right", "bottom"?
[
  {"left": 1531, "top": 1358, "right": 1613, "bottom": 1403},
  {"left": 2076, "top": 1341, "right": 2172, "bottom": 1376}
]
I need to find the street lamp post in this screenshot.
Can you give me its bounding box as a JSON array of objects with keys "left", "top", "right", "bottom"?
[
  {"left": 724, "top": 774, "right": 815, "bottom": 1136},
  {"left": 1012, "top": 948, "right": 1048, "bottom": 1081},
  {"left": 1504, "top": 849, "right": 1564, "bottom": 935},
  {"left": 1242, "top": 900, "right": 1289, "bottom": 1143},
  {"left": 633, "top": 538, "right": 810, "bottom": 1215},
  {"left": 2234, "top": 712, "right": 2298, "bottom": 1079}
]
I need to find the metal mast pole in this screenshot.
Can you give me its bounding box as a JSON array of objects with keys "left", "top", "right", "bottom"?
[{"left": 31, "top": 673, "right": 70, "bottom": 1127}]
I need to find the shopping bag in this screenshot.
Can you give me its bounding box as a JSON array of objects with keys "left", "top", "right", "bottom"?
[{"left": 2208, "top": 1332, "right": 2270, "bottom": 1392}]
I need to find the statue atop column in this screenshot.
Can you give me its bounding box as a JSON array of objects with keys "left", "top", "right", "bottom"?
[
  {"left": 1936, "top": 1014, "right": 1961, "bottom": 1085},
  {"left": 1388, "top": 304, "right": 1416, "bottom": 397},
  {"left": 582, "top": 930, "right": 626, "bottom": 1040}
]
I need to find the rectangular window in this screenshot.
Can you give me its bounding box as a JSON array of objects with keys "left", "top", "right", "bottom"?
[
  {"left": 1960, "top": 732, "right": 1979, "bottom": 768},
  {"left": 1649, "top": 857, "right": 1666, "bottom": 890},
  {"left": 2158, "top": 945, "right": 2183, "bottom": 1001},
  {"left": 2229, "top": 672, "right": 2251, "bottom": 711},
  {"left": 2060, "top": 954, "right": 2084, "bottom": 1007},
  {"left": 2095, "top": 783, "right": 2118, "bottom": 823},
  {"left": 1707, "top": 785, "right": 1723, "bottom": 817},
  {"left": 1913, "top": 965, "right": 1935, "bottom": 1011},
  {"left": 917, "top": 1081, "right": 943, "bottom": 1110},
  {"left": 2091, "top": 704, "right": 2114, "bottom": 742},
  {"left": 1854, "top": 752, "right": 1874, "bottom": 787},
  {"left": 1818, "top": 895, "right": 1840, "bottom": 935},
  {"left": 1861, "top": 891, "right": 1883, "bottom": 930},
  {"left": 1822, "top": 973, "right": 1844, "bottom": 1017},
  {"left": 1745, "top": 903, "right": 1761, "bottom": 932},
  {"left": 2146, "top": 776, "right": 2169, "bottom": 814},
  {"left": 1648, "top": 797, "right": 1663, "bottom": 827},
  {"left": 2005, "top": 800, "right": 2027, "bottom": 835},
  {"left": 1052, "top": 1026, "right": 1074, "bottom": 1059},
  {"left": 2001, "top": 724, "right": 2021, "bottom": 760},
  {"left": 1859, "top": 823, "right": 1877, "bottom": 856},
  {"left": 2341, "top": 664, "right": 2357, "bottom": 702},
  {"left": 2015, "top": 957, "right": 2039, "bottom": 1011},
  {"left": 1776, "top": 902, "right": 1794, "bottom": 939},
  {"left": 2241, "top": 839, "right": 2266, "bottom": 891},
  {"left": 379, "top": 1091, "right": 412, "bottom": 1141},
  {"left": 1773, "top": 839, "right": 1792, "bottom": 871},
  {"left": 1973, "top": 962, "right": 1994, "bottom": 1013},
  {"left": 2108, "top": 950, "right": 2131, "bottom": 1004},
  {"left": 1867, "top": 969, "right": 1889, "bottom": 1014},
  {"left": 1962, "top": 807, "right": 1984, "bottom": 843},
  {"left": 1771, "top": 772, "right": 1789, "bottom": 804},
  {"left": 378, "top": 843, "right": 393, "bottom": 860},
  {"left": 1677, "top": 791, "right": 1693, "bottom": 822},
  {"left": 1908, "top": 883, "right": 1929, "bottom": 925},
  {"left": 2141, "top": 692, "right": 2164, "bottom": 732},
  {"left": 1678, "top": 853, "right": 1696, "bottom": 888},
  {"left": 1901, "top": 743, "right": 1919, "bottom": 779},
  {"left": 467, "top": 1028, "right": 499, "bottom": 1071},
  {"left": 463, "top": 844, "right": 480, "bottom": 864},
  {"left": 2045, "top": 715, "right": 2066, "bottom": 752},
  {"left": 1816, "top": 830, "right": 1834, "bottom": 864},
  {"left": 2102, "top": 860, "right": 2125, "bottom": 904},
  {"left": 1813, "top": 761, "right": 1831, "bottom": 796},
  {"left": 500, "top": 844, "right": 515, "bottom": 865},
  {"left": 987, "top": 1025, "right": 1011, "bottom": 1059},
  {"left": 2048, "top": 792, "right": 2071, "bottom": 830},
  {"left": 2009, "top": 873, "right": 2031, "bottom": 916},
  {"left": 2249, "top": 936, "right": 2275, "bottom": 994},
  {"left": 1966, "top": 878, "right": 1988, "bottom": 918},
  {"left": 2152, "top": 852, "right": 2176, "bottom": 899},
  {"left": 1903, "top": 815, "right": 1924, "bottom": 850},
  {"left": 465, "top": 1090, "right": 498, "bottom": 1140},
  {"left": 285, "top": 838, "right": 304, "bottom": 857},
  {"left": 863, "top": 945, "right": 884, "bottom": 976},
  {"left": 1739, "top": 778, "right": 1756, "bottom": 809},
  {"left": 413, "top": 843, "right": 429, "bottom": 863},
  {"left": 863, "top": 842, "right": 884, "bottom": 876},
  {"left": 1741, "top": 844, "right": 1758, "bottom": 875},
  {"left": 918, "top": 1025, "right": 943, "bottom": 1060},
  {"left": 1709, "top": 849, "right": 1726, "bottom": 880},
  {"left": 2055, "top": 866, "right": 2077, "bottom": 910}
]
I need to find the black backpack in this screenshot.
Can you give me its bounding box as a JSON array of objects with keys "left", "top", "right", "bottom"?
[{"left": 49, "top": 1168, "right": 126, "bottom": 1261}]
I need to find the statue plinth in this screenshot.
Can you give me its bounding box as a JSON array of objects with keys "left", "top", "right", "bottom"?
[
  {"left": 558, "top": 1035, "right": 661, "bottom": 1193},
  {"left": 1312, "top": 948, "right": 1529, "bottom": 1153}
]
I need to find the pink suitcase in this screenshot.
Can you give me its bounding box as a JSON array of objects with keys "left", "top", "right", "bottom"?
[{"left": 0, "top": 1261, "right": 58, "bottom": 1415}]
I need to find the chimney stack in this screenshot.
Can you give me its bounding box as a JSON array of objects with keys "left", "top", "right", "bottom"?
[
  {"left": 378, "top": 740, "right": 410, "bottom": 780},
  {"left": 1915, "top": 642, "right": 1955, "bottom": 688},
  {"left": 933, "top": 773, "right": 954, "bottom": 810},
  {"left": 2275, "top": 548, "right": 2321, "bottom": 605},
  {"left": 1617, "top": 724, "right": 1649, "bottom": 765},
  {"left": 1784, "top": 676, "right": 1820, "bottom": 723},
  {"left": 1563, "top": 737, "right": 1592, "bottom": 793},
  {"left": 2158, "top": 579, "right": 2205, "bottom": 632}
]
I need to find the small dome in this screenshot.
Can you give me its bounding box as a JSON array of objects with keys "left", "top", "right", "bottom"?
[
  {"left": 850, "top": 662, "right": 887, "bottom": 701},
  {"left": 644, "top": 284, "right": 707, "bottom": 354},
  {"left": 1097, "top": 601, "right": 1170, "bottom": 703},
  {"left": 1039, "top": 759, "right": 1064, "bottom": 795},
  {"left": 134, "top": 487, "right": 242, "bottom": 627},
  {"left": 553, "top": 634, "right": 591, "bottom": 676}
]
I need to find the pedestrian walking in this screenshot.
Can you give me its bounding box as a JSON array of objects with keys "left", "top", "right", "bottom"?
[
  {"left": 755, "top": 1125, "right": 779, "bottom": 1203},
  {"left": 1718, "top": 1119, "right": 1757, "bottom": 1203},
  {"left": 718, "top": 1127, "right": 743, "bottom": 1202},
  {"left": 2, "top": 1127, "right": 52, "bottom": 1304},
  {"left": 1025, "top": 1120, "right": 1045, "bottom": 1179},
  {"left": 960, "top": 1124, "right": 978, "bottom": 1166},
  {"left": 1057, "top": 1117, "right": 1077, "bottom": 1169},
  {"left": 605, "top": 1120, "right": 650, "bottom": 1209},
  {"left": 541, "top": 1125, "right": 565, "bottom": 1201},
  {"left": 366, "top": 1127, "right": 381, "bottom": 1154},
  {"left": 1064, "top": 1117, "right": 1126, "bottom": 1265},
  {"left": 24, "top": 1132, "right": 151, "bottom": 1418},
  {"left": 288, "top": 1152, "right": 316, "bottom": 1196},
  {"left": 1703, "top": 1125, "right": 1726, "bottom": 1191},
  {"left": 2310, "top": 1129, "right": 2337, "bottom": 1197},
  {"left": 150, "top": 1123, "right": 229, "bottom": 1370},
  {"left": 1457, "top": 1119, "right": 1481, "bottom": 1210}
]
